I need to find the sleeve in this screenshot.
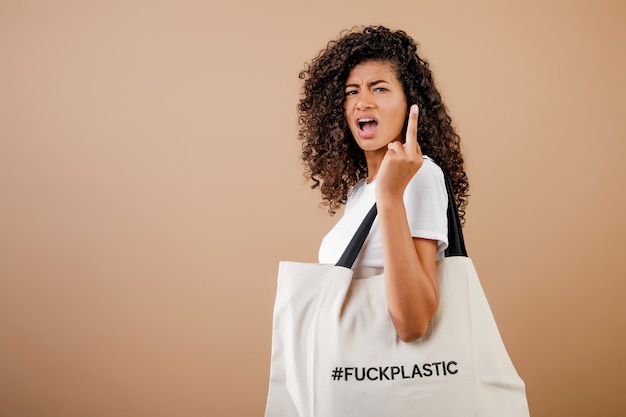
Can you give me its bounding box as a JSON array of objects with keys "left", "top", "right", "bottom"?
[{"left": 403, "top": 157, "right": 449, "bottom": 259}]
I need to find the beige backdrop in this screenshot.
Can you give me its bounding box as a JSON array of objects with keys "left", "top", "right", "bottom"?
[{"left": 1, "top": 0, "right": 625, "bottom": 416}]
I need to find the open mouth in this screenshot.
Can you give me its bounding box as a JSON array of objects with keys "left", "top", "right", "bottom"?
[{"left": 358, "top": 118, "right": 378, "bottom": 133}]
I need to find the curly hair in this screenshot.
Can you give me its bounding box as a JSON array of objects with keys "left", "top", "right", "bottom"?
[{"left": 298, "top": 25, "right": 470, "bottom": 222}]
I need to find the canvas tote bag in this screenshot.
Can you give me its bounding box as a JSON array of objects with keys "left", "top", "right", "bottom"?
[{"left": 265, "top": 176, "right": 530, "bottom": 417}]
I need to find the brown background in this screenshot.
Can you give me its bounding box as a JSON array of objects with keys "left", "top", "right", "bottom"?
[{"left": 1, "top": 0, "right": 625, "bottom": 416}]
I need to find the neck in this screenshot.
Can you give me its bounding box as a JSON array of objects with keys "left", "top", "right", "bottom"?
[{"left": 364, "top": 148, "right": 386, "bottom": 183}]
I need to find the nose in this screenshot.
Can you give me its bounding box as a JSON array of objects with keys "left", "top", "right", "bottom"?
[{"left": 355, "top": 91, "right": 374, "bottom": 110}]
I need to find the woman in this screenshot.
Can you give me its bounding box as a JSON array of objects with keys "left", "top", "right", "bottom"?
[
  {"left": 265, "top": 26, "right": 529, "bottom": 417},
  {"left": 298, "top": 25, "right": 469, "bottom": 342}
]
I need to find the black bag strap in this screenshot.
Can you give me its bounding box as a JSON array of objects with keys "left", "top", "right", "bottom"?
[
  {"left": 443, "top": 173, "right": 467, "bottom": 257},
  {"left": 334, "top": 172, "right": 467, "bottom": 269},
  {"left": 335, "top": 204, "right": 378, "bottom": 268}
]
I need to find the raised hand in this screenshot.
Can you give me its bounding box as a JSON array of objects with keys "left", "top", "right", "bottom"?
[{"left": 375, "top": 104, "right": 423, "bottom": 202}]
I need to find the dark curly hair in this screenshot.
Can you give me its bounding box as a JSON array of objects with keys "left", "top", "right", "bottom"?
[{"left": 298, "top": 25, "right": 469, "bottom": 222}]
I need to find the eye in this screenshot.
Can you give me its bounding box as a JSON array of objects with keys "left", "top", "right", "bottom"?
[
  {"left": 344, "top": 90, "right": 358, "bottom": 96},
  {"left": 373, "top": 87, "right": 387, "bottom": 92}
]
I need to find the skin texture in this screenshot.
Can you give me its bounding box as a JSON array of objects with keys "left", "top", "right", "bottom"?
[{"left": 344, "top": 62, "right": 438, "bottom": 342}]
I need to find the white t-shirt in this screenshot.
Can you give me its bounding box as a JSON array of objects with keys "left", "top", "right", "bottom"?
[{"left": 318, "top": 156, "right": 448, "bottom": 268}]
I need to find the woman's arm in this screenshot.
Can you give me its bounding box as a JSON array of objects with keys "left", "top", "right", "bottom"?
[
  {"left": 375, "top": 105, "right": 439, "bottom": 342},
  {"left": 378, "top": 199, "right": 439, "bottom": 342}
]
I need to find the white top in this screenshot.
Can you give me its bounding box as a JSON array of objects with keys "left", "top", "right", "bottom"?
[{"left": 318, "top": 156, "right": 449, "bottom": 268}]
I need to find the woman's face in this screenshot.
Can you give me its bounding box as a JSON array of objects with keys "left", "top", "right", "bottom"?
[{"left": 343, "top": 60, "right": 408, "bottom": 153}]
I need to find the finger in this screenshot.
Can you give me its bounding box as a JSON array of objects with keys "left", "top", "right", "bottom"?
[
  {"left": 387, "top": 140, "right": 405, "bottom": 156},
  {"left": 405, "top": 104, "right": 420, "bottom": 155}
]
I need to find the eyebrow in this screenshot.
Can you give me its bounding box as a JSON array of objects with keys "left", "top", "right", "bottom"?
[{"left": 344, "top": 79, "right": 390, "bottom": 89}]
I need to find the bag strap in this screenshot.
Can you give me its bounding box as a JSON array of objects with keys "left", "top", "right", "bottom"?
[
  {"left": 443, "top": 173, "right": 467, "bottom": 257},
  {"left": 335, "top": 203, "right": 378, "bottom": 268},
  {"left": 335, "top": 172, "right": 467, "bottom": 269}
]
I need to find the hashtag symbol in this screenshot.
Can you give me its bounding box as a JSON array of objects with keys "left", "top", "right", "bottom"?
[{"left": 331, "top": 367, "right": 343, "bottom": 381}]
